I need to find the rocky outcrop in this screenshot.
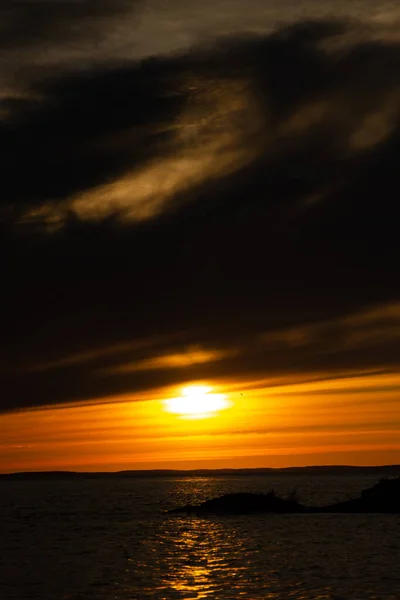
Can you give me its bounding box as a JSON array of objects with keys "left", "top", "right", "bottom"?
[
  {"left": 168, "top": 491, "right": 305, "bottom": 515},
  {"left": 316, "top": 476, "right": 400, "bottom": 514},
  {"left": 168, "top": 477, "right": 400, "bottom": 515}
]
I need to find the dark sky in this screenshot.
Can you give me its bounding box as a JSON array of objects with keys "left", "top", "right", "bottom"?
[{"left": 1, "top": 1, "right": 400, "bottom": 414}]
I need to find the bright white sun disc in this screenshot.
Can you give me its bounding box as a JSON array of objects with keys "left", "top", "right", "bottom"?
[{"left": 164, "top": 385, "right": 230, "bottom": 417}]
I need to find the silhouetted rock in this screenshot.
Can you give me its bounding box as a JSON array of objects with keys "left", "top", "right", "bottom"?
[
  {"left": 168, "top": 491, "right": 306, "bottom": 515},
  {"left": 168, "top": 477, "right": 400, "bottom": 515},
  {"left": 317, "top": 476, "right": 400, "bottom": 514}
]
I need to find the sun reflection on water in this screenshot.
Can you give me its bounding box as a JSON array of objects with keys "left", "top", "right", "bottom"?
[{"left": 160, "top": 517, "right": 247, "bottom": 598}]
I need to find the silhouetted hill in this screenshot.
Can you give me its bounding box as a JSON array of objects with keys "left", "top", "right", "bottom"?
[{"left": 1, "top": 465, "right": 400, "bottom": 480}]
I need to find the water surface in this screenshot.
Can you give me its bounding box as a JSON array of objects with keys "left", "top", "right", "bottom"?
[{"left": 1, "top": 474, "right": 399, "bottom": 599}]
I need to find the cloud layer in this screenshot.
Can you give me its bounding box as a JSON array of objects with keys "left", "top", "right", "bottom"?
[{"left": 1, "top": 10, "right": 400, "bottom": 412}]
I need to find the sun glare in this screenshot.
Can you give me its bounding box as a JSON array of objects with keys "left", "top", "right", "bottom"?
[{"left": 164, "top": 385, "right": 231, "bottom": 419}]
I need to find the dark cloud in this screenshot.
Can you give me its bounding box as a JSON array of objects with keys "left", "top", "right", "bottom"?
[
  {"left": 2, "top": 303, "right": 400, "bottom": 412},
  {"left": 1, "top": 60, "right": 186, "bottom": 219},
  {"left": 1, "top": 18, "right": 400, "bottom": 412},
  {"left": 0, "top": 1, "right": 139, "bottom": 51}
]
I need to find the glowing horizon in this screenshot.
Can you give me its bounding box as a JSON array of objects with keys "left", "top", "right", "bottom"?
[{"left": 1, "top": 371, "right": 400, "bottom": 473}]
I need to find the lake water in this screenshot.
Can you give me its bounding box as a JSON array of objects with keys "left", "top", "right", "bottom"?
[{"left": 1, "top": 474, "right": 400, "bottom": 599}]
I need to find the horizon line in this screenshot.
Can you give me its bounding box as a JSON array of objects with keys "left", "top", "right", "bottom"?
[{"left": 1, "top": 464, "right": 400, "bottom": 478}]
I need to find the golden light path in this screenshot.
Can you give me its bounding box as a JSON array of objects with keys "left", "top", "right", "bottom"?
[{"left": 164, "top": 385, "right": 231, "bottom": 419}]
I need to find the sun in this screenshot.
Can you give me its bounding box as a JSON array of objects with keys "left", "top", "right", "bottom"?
[{"left": 163, "top": 385, "right": 230, "bottom": 419}]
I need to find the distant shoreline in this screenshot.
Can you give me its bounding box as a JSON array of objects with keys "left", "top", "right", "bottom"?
[{"left": 1, "top": 465, "right": 400, "bottom": 480}]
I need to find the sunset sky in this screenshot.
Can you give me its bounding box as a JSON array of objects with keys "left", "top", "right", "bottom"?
[{"left": 1, "top": 0, "right": 400, "bottom": 472}]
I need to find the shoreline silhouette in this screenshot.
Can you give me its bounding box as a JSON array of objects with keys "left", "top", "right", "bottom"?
[{"left": 1, "top": 465, "right": 400, "bottom": 480}]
